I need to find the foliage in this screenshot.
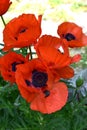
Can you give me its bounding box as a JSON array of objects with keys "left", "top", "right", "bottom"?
[{"left": 71, "top": 1, "right": 87, "bottom": 12}]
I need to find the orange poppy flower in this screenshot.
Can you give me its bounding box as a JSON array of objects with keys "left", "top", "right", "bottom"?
[
  {"left": 57, "top": 22, "right": 87, "bottom": 47},
  {"left": 35, "top": 35, "right": 81, "bottom": 69},
  {"left": 0, "top": 51, "right": 29, "bottom": 83},
  {"left": 15, "top": 59, "right": 68, "bottom": 114},
  {"left": 3, "top": 14, "right": 42, "bottom": 51},
  {"left": 0, "top": 0, "right": 12, "bottom": 16}
]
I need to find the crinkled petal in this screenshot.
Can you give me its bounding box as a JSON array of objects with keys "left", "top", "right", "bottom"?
[
  {"left": 37, "top": 46, "right": 71, "bottom": 69},
  {"left": 3, "top": 14, "right": 42, "bottom": 51},
  {"left": 30, "top": 82, "right": 68, "bottom": 114},
  {"left": 56, "top": 66, "right": 74, "bottom": 79}
]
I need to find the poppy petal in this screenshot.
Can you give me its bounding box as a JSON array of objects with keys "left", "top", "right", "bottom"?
[
  {"left": 55, "top": 66, "right": 74, "bottom": 79},
  {"left": 30, "top": 82, "right": 68, "bottom": 114},
  {"left": 19, "top": 85, "right": 36, "bottom": 102},
  {"left": 71, "top": 54, "right": 81, "bottom": 63},
  {"left": 37, "top": 46, "right": 71, "bottom": 69}
]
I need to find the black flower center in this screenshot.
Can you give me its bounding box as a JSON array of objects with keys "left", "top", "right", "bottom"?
[
  {"left": 32, "top": 70, "right": 48, "bottom": 88},
  {"left": 11, "top": 61, "right": 24, "bottom": 72},
  {"left": 64, "top": 33, "right": 76, "bottom": 41},
  {"left": 43, "top": 90, "right": 50, "bottom": 97},
  {"left": 19, "top": 28, "right": 27, "bottom": 33},
  {"left": 15, "top": 27, "right": 27, "bottom": 40},
  {"left": 25, "top": 79, "right": 31, "bottom": 86}
]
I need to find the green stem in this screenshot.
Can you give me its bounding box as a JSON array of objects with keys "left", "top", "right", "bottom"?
[
  {"left": 1, "top": 15, "right": 6, "bottom": 26},
  {"left": 29, "top": 46, "right": 33, "bottom": 59},
  {"left": 0, "top": 43, "right": 4, "bottom": 46}
]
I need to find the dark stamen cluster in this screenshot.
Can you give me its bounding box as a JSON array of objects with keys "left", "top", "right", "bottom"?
[
  {"left": 25, "top": 79, "right": 31, "bottom": 86},
  {"left": 15, "top": 28, "right": 27, "bottom": 40},
  {"left": 32, "top": 70, "right": 48, "bottom": 88},
  {"left": 64, "top": 33, "right": 76, "bottom": 41},
  {"left": 20, "top": 28, "right": 27, "bottom": 33},
  {"left": 43, "top": 90, "right": 50, "bottom": 97}
]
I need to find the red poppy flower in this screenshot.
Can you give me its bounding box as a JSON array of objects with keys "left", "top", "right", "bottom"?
[
  {"left": 0, "top": 51, "right": 29, "bottom": 83},
  {"left": 35, "top": 35, "right": 81, "bottom": 69},
  {"left": 15, "top": 59, "right": 68, "bottom": 114},
  {"left": 57, "top": 22, "right": 87, "bottom": 47},
  {"left": 3, "top": 14, "right": 42, "bottom": 51},
  {"left": 0, "top": 0, "right": 12, "bottom": 16}
]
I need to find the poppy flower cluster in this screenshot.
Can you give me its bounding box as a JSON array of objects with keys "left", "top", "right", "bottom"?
[{"left": 0, "top": 2, "right": 87, "bottom": 114}]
